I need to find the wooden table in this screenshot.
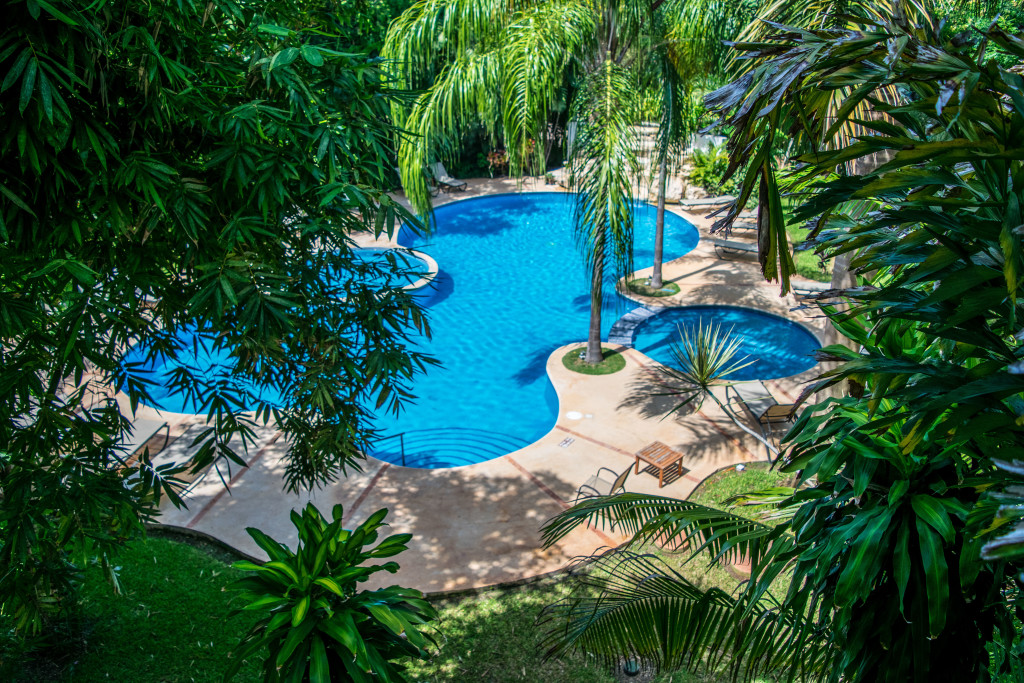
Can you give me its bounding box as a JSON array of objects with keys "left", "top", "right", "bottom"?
[{"left": 634, "top": 441, "right": 685, "bottom": 488}]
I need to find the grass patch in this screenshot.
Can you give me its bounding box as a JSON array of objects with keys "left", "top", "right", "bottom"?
[
  {"left": 407, "top": 582, "right": 617, "bottom": 682},
  {"left": 28, "top": 537, "right": 264, "bottom": 683},
  {"left": 626, "top": 278, "right": 680, "bottom": 297},
  {"left": 561, "top": 346, "right": 626, "bottom": 375},
  {"left": 783, "top": 198, "right": 832, "bottom": 283},
  {"left": 689, "top": 461, "right": 792, "bottom": 509}
]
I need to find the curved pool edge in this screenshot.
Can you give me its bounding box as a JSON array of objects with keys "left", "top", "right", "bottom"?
[
  {"left": 610, "top": 300, "right": 823, "bottom": 350},
  {"left": 615, "top": 302, "right": 823, "bottom": 383}
]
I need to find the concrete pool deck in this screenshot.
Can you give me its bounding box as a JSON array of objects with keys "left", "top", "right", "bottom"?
[{"left": 151, "top": 176, "right": 829, "bottom": 593}]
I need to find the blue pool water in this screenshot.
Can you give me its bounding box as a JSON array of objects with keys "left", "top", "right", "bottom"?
[
  {"left": 122, "top": 326, "right": 286, "bottom": 413},
  {"left": 632, "top": 306, "right": 819, "bottom": 381},
  {"left": 123, "top": 248, "right": 428, "bottom": 414},
  {"left": 125, "top": 192, "right": 701, "bottom": 466},
  {"left": 372, "top": 192, "right": 700, "bottom": 467}
]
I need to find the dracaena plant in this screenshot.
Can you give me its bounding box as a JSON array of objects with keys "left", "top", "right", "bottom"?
[
  {"left": 541, "top": 6, "right": 1024, "bottom": 683},
  {"left": 226, "top": 504, "right": 437, "bottom": 683}
]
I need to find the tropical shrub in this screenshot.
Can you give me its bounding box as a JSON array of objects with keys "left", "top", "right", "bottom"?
[
  {"left": 541, "top": 5, "right": 1024, "bottom": 682},
  {"left": 227, "top": 504, "right": 437, "bottom": 682},
  {"left": 687, "top": 143, "right": 736, "bottom": 195}
]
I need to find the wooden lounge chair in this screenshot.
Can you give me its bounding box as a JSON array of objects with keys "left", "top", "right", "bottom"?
[
  {"left": 709, "top": 237, "right": 758, "bottom": 259},
  {"left": 573, "top": 466, "right": 631, "bottom": 503},
  {"left": 428, "top": 162, "right": 467, "bottom": 192}
]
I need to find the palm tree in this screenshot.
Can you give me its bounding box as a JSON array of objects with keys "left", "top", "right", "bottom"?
[
  {"left": 383, "top": 0, "right": 751, "bottom": 363},
  {"left": 540, "top": 6, "right": 1024, "bottom": 681}
]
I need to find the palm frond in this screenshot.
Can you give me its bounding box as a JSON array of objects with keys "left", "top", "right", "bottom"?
[
  {"left": 540, "top": 492, "right": 779, "bottom": 568},
  {"left": 568, "top": 59, "right": 640, "bottom": 280},
  {"left": 500, "top": 1, "right": 595, "bottom": 177},
  {"left": 539, "top": 550, "right": 838, "bottom": 679},
  {"left": 395, "top": 50, "right": 503, "bottom": 214}
]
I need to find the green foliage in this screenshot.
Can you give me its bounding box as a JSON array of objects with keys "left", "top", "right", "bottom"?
[
  {"left": 227, "top": 504, "right": 437, "bottom": 682},
  {"left": 687, "top": 144, "right": 738, "bottom": 196},
  {"left": 1, "top": 0, "right": 429, "bottom": 642},
  {"left": 542, "top": 6, "right": 1024, "bottom": 682},
  {"left": 941, "top": 0, "right": 1024, "bottom": 65},
  {"left": 327, "top": 0, "right": 413, "bottom": 54},
  {"left": 406, "top": 583, "right": 618, "bottom": 683}
]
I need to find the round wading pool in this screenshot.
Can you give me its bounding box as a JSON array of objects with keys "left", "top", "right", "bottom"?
[{"left": 631, "top": 305, "right": 819, "bottom": 381}]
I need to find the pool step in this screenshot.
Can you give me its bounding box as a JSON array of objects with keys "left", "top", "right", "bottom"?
[
  {"left": 370, "top": 428, "right": 531, "bottom": 468},
  {"left": 608, "top": 305, "right": 659, "bottom": 347}
]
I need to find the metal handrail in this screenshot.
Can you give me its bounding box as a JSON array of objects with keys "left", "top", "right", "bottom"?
[{"left": 373, "top": 432, "right": 407, "bottom": 466}]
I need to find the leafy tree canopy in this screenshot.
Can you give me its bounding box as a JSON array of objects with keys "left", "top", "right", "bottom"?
[
  {"left": 541, "top": 4, "right": 1024, "bottom": 682},
  {"left": 0, "top": 0, "right": 429, "bottom": 635}
]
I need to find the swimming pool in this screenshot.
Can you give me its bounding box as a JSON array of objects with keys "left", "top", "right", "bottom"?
[
  {"left": 122, "top": 247, "right": 430, "bottom": 414},
  {"left": 371, "top": 192, "right": 700, "bottom": 467},
  {"left": 631, "top": 305, "right": 819, "bottom": 381}
]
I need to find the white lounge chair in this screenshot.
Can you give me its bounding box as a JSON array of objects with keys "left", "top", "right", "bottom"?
[
  {"left": 679, "top": 195, "right": 735, "bottom": 209},
  {"left": 709, "top": 237, "right": 758, "bottom": 259},
  {"left": 428, "top": 162, "right": 467, "bottom": 192}
]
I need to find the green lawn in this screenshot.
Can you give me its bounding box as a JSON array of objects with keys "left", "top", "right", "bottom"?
[
  {"left": 561, "top": 346, "right": 626, "bottom": 375},
  {"left": 689, "top": 461, "right": 792, "bottom": 508},
  {"left": 50, "top": 537, "right": 263, "bottom": 683},
  {"left": 782, "top": 197, "right": 832, "bottom": 283}
]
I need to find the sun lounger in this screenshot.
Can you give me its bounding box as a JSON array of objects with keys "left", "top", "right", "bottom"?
[
  {"left": 117, "top": 418, "right": 170, "bottom": 464},
  {"left": 679, "top": 195, "right": 735, "bottom": 210},
  {"left": 725, "top": 381, "right": 795, "bottom": 455},
  {"left": 428, "top": 162, "right": 467, "bottom": 192},
  {"left": 709, "top": 237, "right": 758, "bottom": 258}
]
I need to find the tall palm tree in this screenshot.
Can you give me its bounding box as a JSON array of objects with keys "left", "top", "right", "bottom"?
[{"left": 383, "top": 0, "right": 750, "bottom": 363}]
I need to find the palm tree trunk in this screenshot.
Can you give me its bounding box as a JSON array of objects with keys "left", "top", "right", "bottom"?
[
  {"left": 651, "top": 154, "right": 668, "bottom": 289},
  {"left": 585, "top": 235, "right": 606, "bottom": 363}
]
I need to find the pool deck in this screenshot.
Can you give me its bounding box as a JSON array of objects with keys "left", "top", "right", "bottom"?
[{"left": 149, "top": 176, "right": 829, "bottom": 593}]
